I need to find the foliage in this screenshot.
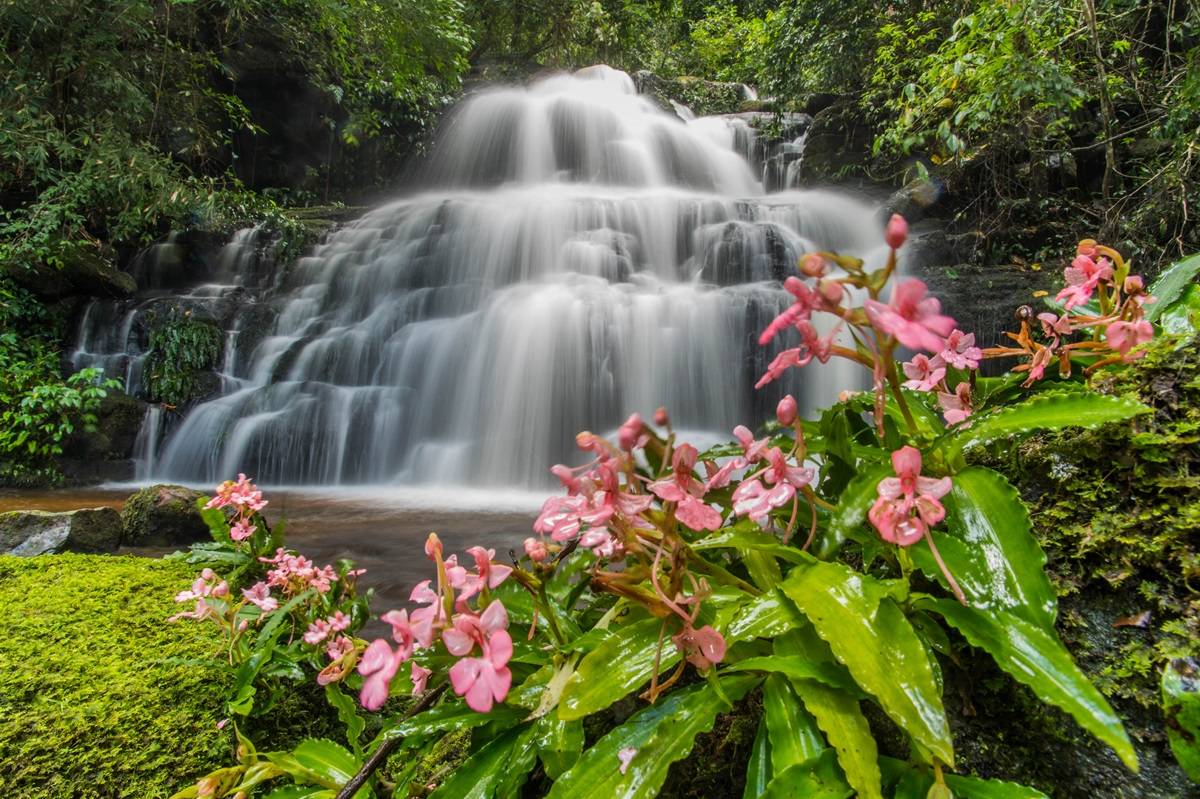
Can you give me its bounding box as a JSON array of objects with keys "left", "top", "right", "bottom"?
[
  {"left": 143, "top": 308, "right": 224, "bottom": 407},
  {"left": 0, "top": 278, "right": 120, "bottom": 483},
  {"left": 0, "top": 0, "right": 470, "bottom": 274},
  {"left": 689, "top": 3, "right": 768, "bottom": 85},
  {"left": 173, "top": 227, "right": 1174, "bottom": 798}
]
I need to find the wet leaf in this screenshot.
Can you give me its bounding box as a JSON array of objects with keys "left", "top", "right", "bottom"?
[{"left": 1162, "top": 657, "right": 1200, "bottom": 781}]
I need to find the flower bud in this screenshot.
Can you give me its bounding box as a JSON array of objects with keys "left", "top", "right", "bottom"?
[
  {"left": 1123, "top": 275, "right": 1144, "bottom": 295},
  {"left": 818, "top": 279, "right": 843, "bottom": 305},
  {"left": 799, "top": 253, "right": 827, "bottom": 278},
  {"left": 653, "top": 407, "right": 670, "bottom": 427},
  {"left": 201, "top": 568, "right": 216, "bottom": 581},
  {"left": 885, "top": 213, "right": 909, "bottom": 250},
  {"left": 424, "top": 532, "right": 443, "bottom": 560},
  {"left": 776, "top": 394, "right": 798, "bottom": 426},
  {"left": 212, "top": 580, "right": 229, "bottom": 598},
  {"left": 838, "top": 390, "right": 861, "bottom": 403},
  {"left": 524, "top": 537, "right": 549, "bottom": 563},
  {"left": 1077, "top": 239, "right": 1099, "bottom": 258}
]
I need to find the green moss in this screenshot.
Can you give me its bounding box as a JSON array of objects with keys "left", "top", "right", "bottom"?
[{"left": 0, "top": 554, "right": 230, "bottom": 798}]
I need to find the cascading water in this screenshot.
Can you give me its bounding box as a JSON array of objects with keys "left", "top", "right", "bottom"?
[{"left": 81, "top": 66, "right": 893, "bottom": 488}]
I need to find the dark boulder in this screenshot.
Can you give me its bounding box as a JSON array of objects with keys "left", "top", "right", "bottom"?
[
  {"left": 121, "top": 484, "right": 209, "bottom": 547},
  {"left": 0, "top": 507, "right": 122, "bottom": 555}
]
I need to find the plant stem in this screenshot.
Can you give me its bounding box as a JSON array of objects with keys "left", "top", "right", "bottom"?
[{"left": 335, "top": 685, "right": 447, "bottom": 799}]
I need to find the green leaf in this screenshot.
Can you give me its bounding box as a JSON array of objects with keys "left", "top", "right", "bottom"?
[
  {"left": 918, "top": 599, "right": 1136, "bottom": 771},
  {"left": 324, "top": 684, "right": 366, "bottom": 757},
  {"left": 532, "top": 714, "right": 584, "bottom": 780},
  {"left": 880, "top": 757, "right": 1049, "bottom": 798},
  {"left": 693, "top": 526, "right": 809, "bottom": 564},
  {"left": 819, "top": 463, "right": 893, "bottom": 557},
  {"left": 781, "top": 560, "right": 954, "bottom": 766},
  {"left": 910, "top": 467, "right": 1056, "bottom": 629},
  {"left": 726, "top": 589, "right": 805, "bottom": 642},
  {"left": 761, "top": 749, "right": 853, "bottom": 799},
  {"left": 776, "top": 628, "right": 882, "bottom": 799},
  {"left": 743, "top": 717, "right": 773, "bottom": 799},
  {"left": 429, "top": 723, "right": 538, "bottom": 799},
  {"left": 548, "top": 674, "right": 759, "bottom": 799},
  {"left": 762, "top": 673, "right": 825, "bottom": 774},
  {"left": 727, "top": 655, "right": 859, "bottom": 694},
  {"left": 386, "top": 701, "right": 525, "bottom": 741},
  {"left": 290, "top": 739, "right": 360, "bottom": 786},
  {"left": 1162, "top": 657, "right": 1200, "bottom": 781},
  {"left": 1158, "top": 283, "right": 1200, "bottom": 335},
  {"left": 936, "top": 390, "right": 1150, "bottom": 462},
  {"left": 1146, "top": 253, "right": 1200, "bottom": 322},
  {"left": 558, "top": 616, "right": 681, "bottom": 721},
  {"left": 262, "top": 788, "right": 336, "bottom": 799}
]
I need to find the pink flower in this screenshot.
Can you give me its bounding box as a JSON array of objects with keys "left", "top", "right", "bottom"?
[
  {"left": 241, "top": 582, "right": 278, "bottom": 613},
  {"left": 939, "top": 330, "right": 982, "bottom": 370},
  {"left": 867, "top": 446, "right": 952, "bottom": 546},
  {"left": 205, "top": 473, "right": 267, "bottom": 514},
  {"left": 304, "top": 619, "right": 332, "bottom": 645},
  {"left": 901, "top": 353, "right": 946, "bottom": 392},
  {"left": 763, "top": 447, "right": 813, "bottom": 491},
  {"left": 733, "top": 425, "right": 769, "bottom": 463},
  {"left": 382, "top": 609, "right": 416, "bottom": 658},
  {"left": 759, "top": 277, "right": 820, "bottom": 346},
  {"left": 885, "top": 213, "right": 908, "bottom": 250},
  {"left": 649, "top": 444, "right": 722, "bottom": 531},
  {"left": 328, "top": 611, "right": 351, "bottom": 632},
  {"left": 411, "top": 662, "right": 432, "bottom": 694},
  {"left": 937, "top": 383, "right": 973, "bottom": 426},
  {"left": 445, "top": 601, "right": 513, "bottom": 713},
  {"left": 654, "top": 407, "right": 670, "bottom": 427},
  {"left": 409, "top": 580, "right": 444, "bottom": 649},
  {"left": 260, "top": 549, "right": 338, "bottom": 595},
  {"left": 1037, "top": 312, "right": 1073, "bottom": 343},
  {"left": 1106, "top": 319, "right": 1153, "bottom": 357},
  {"left": 1055, "top": 254, "right": 1114, "bottom": 309},
  {"left": 865, "top": 279, "right": 956, "bottom": 353},
  {"left": 776, "top": 394, "right": 798, "bottom": 426},
  {"left": 466, "top": 546, "right": 514, "bottom": 591},
  {"left": 617, "top": 413, "right": 648, "bottom": 451},
  {"left": 358, "top": 639, "right": 404, "bottom": 711},
  {"left": 732, "top": 478, "right": 795, "bottom": 525},
  {"left": 1022, "top": 346, "right": 1054, "bottom": 387},
  {"left": 229, "top": 518, "right": 254, "bottom": 541},
  {"left": 671, "top": 623, "right": 726, "bottom": 670},
  {"left": 755, "top": 322, "right": 834, "bottom": 388},
  {"left": 326, "top": 635, "right": 354, "bottom": 661}
]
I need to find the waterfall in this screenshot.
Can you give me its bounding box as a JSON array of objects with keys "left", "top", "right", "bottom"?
[{"left": 83, "top": 66, "right": 892, "bottom": 488}]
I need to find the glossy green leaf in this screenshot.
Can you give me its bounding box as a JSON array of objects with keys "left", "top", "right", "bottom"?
[
  {"left": 936, "top": 390, "right": 1150, "bottom": 462},
  {"left": 1146, "top": 253, "right": 1200, "bottom": 322},
  {"left": 763, "top": 673, "right": 825, "bottom": 774},
  {"left": 693, "top": 526, "right": 809, "bottom": 564},
  {"left": 820, "top": 462, "right": 893, "bottom": 557},
  {"left": 548, "top": 674, "right": 759, "bottom": 799},
  {"left": 262, "top": 788, "right": 336, "bottom": 799},
  {"left": 386, "top": 701, "right": 525, "bottom": 740},
  {"left": 558, "top": 617, "right": 681, "bottom": 721},
  {"left": 727, "top": 655, "right": 859, "bottom": 694},
  {"left": 919, "top": 599, "right": 1136, "bottom": 771},
  {"left": 725, "top": 589, "right": 805, "bottom": 642},
  {"left": 533, "top": 714, "right": 584, "bottom": 780},
  {"left": 1162, "top": 657, "right": 1200, "bottom": 781},
  {"left": 743, "top": 716, "right": 773, "bottom": 799},
  {"left": 776, "top": 628, "right": 882, "bottom": 799},
  {"left": 880, "top": 757, "right": 1049, "bottom": 798},
  {"left": 761, "top": 749, "right": 853, "bottom": 799},
  {"left": 1158, "top": 283, "right": 1200, "bottom": 335},
  {"left": 429, "top": 723, "right": 538, "bottom": 799},
  {"left": 910, "top": 466, "right": 1056, "bottom": 630},
  {"left": 781, "top": 560, "right": 954, "bottom": 766},
  {"left": 290, "top": 739, "right": 360, "bottom": 786}
]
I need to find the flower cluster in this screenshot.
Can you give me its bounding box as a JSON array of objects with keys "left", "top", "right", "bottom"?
[
  {"left": 353, "top": 534, "right": 514, "bottom": 712},
  {"left": 205, "top": 473, "right": 267, "bottom": 541}
]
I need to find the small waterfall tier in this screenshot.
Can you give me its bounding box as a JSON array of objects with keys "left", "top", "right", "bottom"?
[{"left": 76, "top": 66, "right": 891, "bottom": 487}]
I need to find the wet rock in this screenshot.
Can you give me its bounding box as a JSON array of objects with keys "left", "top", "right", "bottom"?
[
  {"left": 121, "top": 484, "right": 209, "bottom": 547},
  {"left": 797, "top": 100, "right": 873, "bottom": 184},
  {"left": 884, "top": 177, "right": 946, "bottom": 224},
  {"left": 0, "top": 507, "right": 122, "bottom": 555}
]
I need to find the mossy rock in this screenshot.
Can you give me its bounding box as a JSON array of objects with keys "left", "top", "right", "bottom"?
[
  {"left": 122, "top": 484, "right": 209, "bottom": 547},
  {"left": 0, "top": 555, "right": 228, "bottom": 797},
  {"left": 0, "top": 507, "right": 122, "bottom": 555}
]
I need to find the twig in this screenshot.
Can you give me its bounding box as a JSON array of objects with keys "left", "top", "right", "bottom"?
[{"left": 334, "top": 685, "right": 447, "bottom": 799}]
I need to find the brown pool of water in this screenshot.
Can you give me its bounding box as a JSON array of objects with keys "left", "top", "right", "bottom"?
[{"left": 0, "top": 487, "right": 539, "bottom": 614}]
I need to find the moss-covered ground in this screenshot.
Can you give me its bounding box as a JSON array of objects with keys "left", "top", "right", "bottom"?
[{"left": 0, "top": 555, "right": 230, "bottom": 798}]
